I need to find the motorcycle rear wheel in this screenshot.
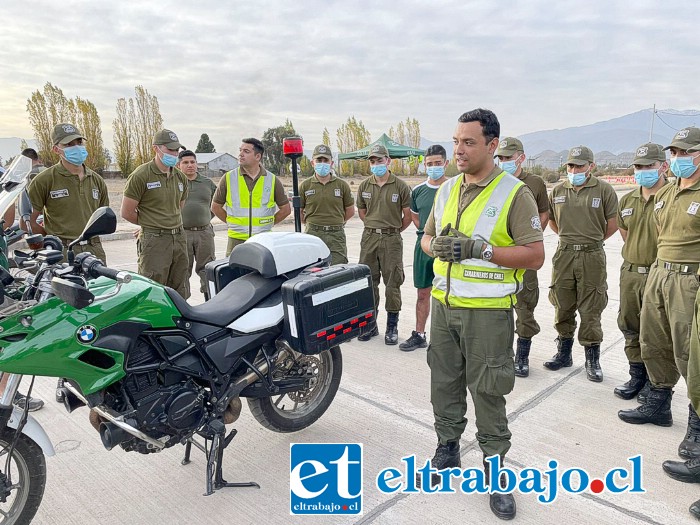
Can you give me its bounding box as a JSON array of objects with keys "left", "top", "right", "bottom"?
[
  {"left": 248, "top": 346, "right": 342, "bottom": 432},
  {"left": 0, "top": 428, "right": 46, "bottom": 525}
]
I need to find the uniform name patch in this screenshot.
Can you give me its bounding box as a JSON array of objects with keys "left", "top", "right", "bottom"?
[
  {"left": 620, "top": 208, "right": 633, "bottom": 218},
  {"left": 655, "top": 201, "right": 665, "bottom": 211},
  {"left": 147, "top": 181, "right": 161, "bottom": 190},
  {"left": 334, "top": 188, "right": 341, "bottom": 197},
  {"left": 50, "top": 189, "right": 69, "bottom": 199},
  {"left": 553, "top": 196, "right": 566, "bottom": 204},
  {"left": 463, "top": 270, "right": 505, "bottom": 281},
  {"left": 391, "top": 193, "right": 399, "bottom": 203},
  {"left": 362, "top": 192, "right": 372, "bottom": 199},
  {"left": 591, "top": 198, "right": 601, "bottom": 208},
  {"left": 305, "top": 190, "right": 315, "bottom": 197},
  {"left": 688, "top": 202, "right": 700, "bottom": 216}
]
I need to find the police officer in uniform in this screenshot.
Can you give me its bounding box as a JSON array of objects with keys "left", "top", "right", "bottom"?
[
  {"left": 178, "top": 150, "right": 217, "bottom": 296},
  {"left": 545, "top": 146, "right": 618, "bottom": 381},
  {"left": 399, "top": 144, "right": 448, "bottom": 352},
  {"left": 494, "top": 137, "right": 549, "bottom": 377},
  {"left": 356, "top": 144, "right": 412, "bottom": 345},
  {"left": 299, "top": 145, "right": 354, "bottom": 265},
  {"left": 613, "top": 144, "right": 667, "bottom": 400},
  {"left": 121, "top": 129, "right": 190, "bottom": 299},
  {"left": 210, "top": 138, "right": 290, "bottom": 256},
  {"left": 29, "top": 123, "right": 110, "bottom": 263},
  {"left": 421, "top": 109, "right": 544, "bottom": 520},
  {"left": 620, "top": 128, "right": 700, "bottom": 461}
]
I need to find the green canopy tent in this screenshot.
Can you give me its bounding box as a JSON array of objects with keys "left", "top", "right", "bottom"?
[{"left": 338, "top": 133, "right": 425, "bottom": 160}]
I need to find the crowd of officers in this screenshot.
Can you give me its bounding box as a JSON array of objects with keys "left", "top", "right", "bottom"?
[{"left": 20, "top": 116, "right": 700, "bottom": 520}]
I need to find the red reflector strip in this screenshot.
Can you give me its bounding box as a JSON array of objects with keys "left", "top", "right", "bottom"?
[
  {"left": 317, "top": 331, "right": 327, "bottom": 338},
  {"left": 365, "top": 312, "right": 374, "bottom": 318},
  {"left": 310, "top": 267, "right": 323, "bottom": 272},
  {"left": 350, "top": 318, "right": 358, "bottom": 324},
  {"left": 327, "top": 334, "right": 336, "bottom": 340},
  {"left": 343, "top": 328, "right": 352, "bottom": 334},
  {"left": 334, "top": 325, "right": 343, "bottom": 331},
  {"left": 359, "top": 321, "right": 367, "bottom": 327}
]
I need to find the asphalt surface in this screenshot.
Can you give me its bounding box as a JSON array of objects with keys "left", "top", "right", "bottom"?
[{"left": 21, "top": 197, "right": 700, "bottom": 525}]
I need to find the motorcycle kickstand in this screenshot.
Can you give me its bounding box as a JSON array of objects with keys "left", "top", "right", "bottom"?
[{"left": 204, "top": 426, "right": 259, "bottom": 496}]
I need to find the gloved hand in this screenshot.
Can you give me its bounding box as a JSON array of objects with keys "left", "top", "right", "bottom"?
[{"left": 431, "top": 224, "right": 484, "bottom": 262}]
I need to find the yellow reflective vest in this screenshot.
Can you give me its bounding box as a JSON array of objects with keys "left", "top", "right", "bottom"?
[
  {"left": 432, "top": 171, "right": 525, "bottom": 309},
  {"left": 224, "top": 168, "right": 277, "bottom": 240}
]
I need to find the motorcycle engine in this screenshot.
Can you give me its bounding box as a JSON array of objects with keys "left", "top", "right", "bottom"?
[{"left": 114, "top": 338, "right": 207, "bottom": 454}]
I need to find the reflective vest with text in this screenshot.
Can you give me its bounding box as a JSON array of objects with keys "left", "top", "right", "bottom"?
[{"left": 224, "top": 168, "right": 277, "bottom": 240}]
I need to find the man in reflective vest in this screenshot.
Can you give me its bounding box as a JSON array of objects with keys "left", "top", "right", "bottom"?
[
  {"left": 420, "top": 109, "right": 544, "bottom": 520},
  {"left": 211, "top": 138, "right": 291, "bottom": 256}
]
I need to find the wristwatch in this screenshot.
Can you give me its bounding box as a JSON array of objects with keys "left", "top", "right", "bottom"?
[{"left": 481, "top": 243, "right": 494, "bottom": 261}]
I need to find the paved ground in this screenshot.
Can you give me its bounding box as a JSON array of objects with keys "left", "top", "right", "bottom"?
[{"left": 23, "top": 195, "right": 700, "bottom": 524}]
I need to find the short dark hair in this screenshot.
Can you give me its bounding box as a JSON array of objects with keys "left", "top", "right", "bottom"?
[
  {"left": 21, "top": 148, "right": 39, "bottom": 161},
  {"left": 425, "top": 144, "right": 447, "bottom": 160},
  {"left": 457, "top": 108, "right": 500, "bottom": 143},
  {"left": 242, "top": 138, "right": 264, "bottom": 156},
  {"left": 178, "top": 149, "right": 196, "bottom": 160}
]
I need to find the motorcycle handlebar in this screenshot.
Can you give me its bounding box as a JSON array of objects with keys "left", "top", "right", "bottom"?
[{"left": 76, "top": 253, "right": 131, "bottom": 283}]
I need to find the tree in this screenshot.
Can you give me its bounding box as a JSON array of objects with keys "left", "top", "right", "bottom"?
[
  {"left": 113, "top": 97, "right": 136, "bottom": 177},
  {"left": 196, "top": 133, "right": 216, "bottom": 153},
  {"left": 19, "top": 139, "right": 29, "bottom": 152},
  {"left": 261, "top": 119, "right": 297, "bottom": 176},
  {"left": 298, "top": 155, "right": 314, "bottom": 178},
  {"left": 336, "top": 116, "right": 371, "bottom": 176},
  {"left": 321, "top": 128, "right": 331, "bottom": 147},
  {"left": 74, "top": 97, "right": 107, "bottom": 172}
]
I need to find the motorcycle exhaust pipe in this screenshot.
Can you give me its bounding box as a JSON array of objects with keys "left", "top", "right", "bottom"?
[
  {"left": 99, "top": 421, "right": 131, "bottom": 451},
  {"left": 60, "top": 388, "right": 86, "bottom": 413}
]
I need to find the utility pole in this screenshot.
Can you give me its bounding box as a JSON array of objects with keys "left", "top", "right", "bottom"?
[{"left": 649, "top": 104, "right": 656, "bottom": 142}]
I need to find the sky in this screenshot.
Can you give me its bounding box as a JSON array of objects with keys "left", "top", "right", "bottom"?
[{"left": 0, "top": 0, "right": 695, "bottom": 156}]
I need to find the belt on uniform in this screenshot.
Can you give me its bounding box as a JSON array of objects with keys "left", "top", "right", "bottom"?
[
  {"left": 657, "top": 259, "right": 700, "bottom": 274},
  {"left": 559, "top": 241, "right": 604, "bottom": 252},
  {"left": 623, "top": 262, "right": 650, "bottom": 274},
  {"left": 365, "top": 228, "right": 400, "bottom": 234},
  {"left": 142, "top": 226, "right": 184, "bottom": 235},
  {"left": 184, "top": 225, "right": 210, "bottom": 231},
  {"left": 308, "top": 224, "right": 343, "bottom": 232},
  {"left": 60, "top": 236, "right": 101, "bottom": 247}
]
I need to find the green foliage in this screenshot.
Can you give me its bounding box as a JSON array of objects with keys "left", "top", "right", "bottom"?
[
  {"left": 321, "top": 128, "right": 331, "bottom": 147},
  {"left": 262, "top": 119, "right": 297, "bottom": 176},
  {"left": 298, "top": 155, "right": 314, "bottom": 178},
  {"left": 336, "top": 116, "right": 371, "bottom": 176},
  {"left": 196, "top": 133, "right": 216, "bottom": 153}
]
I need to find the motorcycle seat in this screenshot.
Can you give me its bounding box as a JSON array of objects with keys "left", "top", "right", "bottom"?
[{"left": 165, "top": 272, "right": 286, "bottom": 326}]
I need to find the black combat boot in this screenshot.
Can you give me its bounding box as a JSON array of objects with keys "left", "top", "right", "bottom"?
[
  {"left": 691, "top": 499, "right": 700, "bottom": 519},
  {"left": 637, "top": 380, "right": 651, "bottom": 404},
  {"left": 514, "top": 338, "right": 531, "bottom": 378},
  {"left": 484, "top": 457, "right": 516, "bottom": 520},
  {"left": 618, "top": 387, "right": 673, "bottom": 426},
  {"left": 358, "top": 311, "right": 379, "bottom": 342},
  {"left": 543, "top": 337, "right": 574, "bottom": 370},
  {"left": 416, "top": 441, "right": 461, "bottom": 488},
  {"left": 662, "top": 456, "right": 700, "bottom": 483},
  {"left": 614, "top": 363, "right": 647, "bottom": 400},
  {"left": 679, "top": 404, "right": 700, "bottom": 460},
  {"left": 584, "top": 344, "right": 603, "bottom": 382},
  {"left": 399, "top": 331, "right": 428, "bottom": 352},
  {"left": 385, "top": 312, "right": 399, "bottom": 345}
]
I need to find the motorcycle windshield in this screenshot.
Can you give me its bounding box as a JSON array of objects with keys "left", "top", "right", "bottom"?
[{"left": 0, "top": 155, "right": 32, "bottom": 221}]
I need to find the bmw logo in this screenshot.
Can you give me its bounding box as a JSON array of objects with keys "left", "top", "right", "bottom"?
[{"left": 76, "top": 325, "right": 97, "bottom": 344}]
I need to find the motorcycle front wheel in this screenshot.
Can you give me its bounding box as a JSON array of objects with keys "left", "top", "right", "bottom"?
[
  {"left": 0, "top": 428, "right": 46, "bottom": 525},
  {"left": 247, "top": 346, "right": 342, "bottom": 432}
]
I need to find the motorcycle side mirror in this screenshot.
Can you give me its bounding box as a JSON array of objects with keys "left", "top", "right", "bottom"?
[
  {"left": 68, "top": 207, "right": 117, "bottom": 254},
  {"left": 18, "top": 190, "right": 32, "bottom": 221},
  {"left": 51, "top": 277, "right": 95, "bottom": 309}
]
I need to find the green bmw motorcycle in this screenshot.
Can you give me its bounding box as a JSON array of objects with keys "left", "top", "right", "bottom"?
[{"left": 0, "top": 192, "right": 376, "bottom": 523}]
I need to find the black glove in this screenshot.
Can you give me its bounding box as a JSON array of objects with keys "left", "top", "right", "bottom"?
[{"left": 430, "top": 224, "right": 484, "bottom": 262}]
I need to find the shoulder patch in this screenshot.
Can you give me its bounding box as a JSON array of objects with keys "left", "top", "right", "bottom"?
[
  {"left": 591, "top": 198, "right": 601, "bottom": 208},
  {"left": 391, "top": 193, "right": 399, "bottom": 202},
  {"left": 531, "top": 216, "right": 542, "bottom": 230},
  {"left": 688, "top": 202, "right": 700, "bottom": 216},
  {"left": 334, "top": 188, "right": 341, "bottom": 197}
]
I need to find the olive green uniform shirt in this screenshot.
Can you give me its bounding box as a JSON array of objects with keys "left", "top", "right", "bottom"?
[
  {"left": 424, "top": 167, "right": 543, "bottom": 246},
  {"left": 518, "top": 171, "right": 549, "bottom": 214},
  {"left": 549, "top": 176, "right": 618, "bottom": 244},
  {"left": 124, "top": 160, "right": 189, "bottom": 230},
  {"left": 356, "top": 172, "right": 411, "bottom": 229},
  {"left": 618, "top": 187, "right": 659, "bottom": 266},
  {"left": 654, "top": 177, "right": 700, "bottom": 262},
  {"left": 211, "top": 164, "right": 289, "bottom": 207},
  {"left": 182, "top": 173, "right": 217, "bottom": 228},
  {"left": 28, "top": 162, "right": 109, "bottom": 240},
  {"left": 299, "top": 174, "right": 354, "bottom": 226}
]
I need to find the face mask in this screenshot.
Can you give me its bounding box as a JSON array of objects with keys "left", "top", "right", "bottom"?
[
  {"left": 159, "top": 147, "right": 178, "bottom": 168},
  {"left": 634, "top": 168, "right": 660, "bottom": 188},
  {"left": 498, "top": 159, "right": 518, "bottom": 176},
  {"left": 314, "top": 162, "right": 331, "bottom": 177},
  {"left": 567, "top": 170, "right": 588, "bottom": 186},
  {"left": 61, "top": 145, "right": 88, "bottom": 166},
  {"left": 670, "top": 155, "right": 699, "bottom": 179},
  {"left": 426, "top": 166, "right": 445, "bottom": 180},
  {"left": 370, "top": 164, "right": 388, "bottom": 177}
]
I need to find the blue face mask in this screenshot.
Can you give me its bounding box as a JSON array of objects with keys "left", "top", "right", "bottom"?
[
  {"left": 426, "top": 166, "right": 445, "bottom": 180},
  {"left": 498, "top": 159, "right": 518, "bottom": 176},
  {"left": 370, "top": 164, "right": 388, "bottom": 177},
  {"left": 634, "top": 168, "right": 660, "bottom": 188},
  {"left": 159, "top": 148, "right": 178, "bottom": 168},
  {"left": 670, "top": 155, "right": 699, "bottom": 179},
  {"left": 567, "top": 170, "right": 588, "bottom": 186},
  {"left": 62, "top": 145, "right": 88, "bottom": 166},
  {"left": 314, "top": 162, "right": 331, "bottom": 177}
]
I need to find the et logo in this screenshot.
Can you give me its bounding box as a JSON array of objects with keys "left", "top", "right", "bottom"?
[{"left": 290, "top": 443, "right": 362, "bottom": 515}]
